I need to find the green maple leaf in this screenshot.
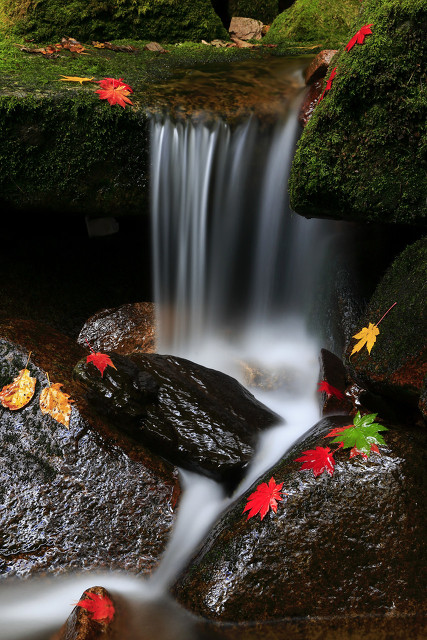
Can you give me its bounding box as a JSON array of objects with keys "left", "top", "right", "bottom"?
[{"left": 327, "top": 412, "right": 388, "bottom": 457}]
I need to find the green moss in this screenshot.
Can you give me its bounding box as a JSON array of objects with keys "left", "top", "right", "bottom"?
[
  {"left": 0, "top": 0, "right": 228, "bottom": 43},
  {"left": 229, "top": 0, "right": 279, "bottom": 25},
  {"left": 289, "top": 0, "right": 427, "bottom": 226},
  {"left": 264, "top": 0, "right": 361, "bottom": 47}
]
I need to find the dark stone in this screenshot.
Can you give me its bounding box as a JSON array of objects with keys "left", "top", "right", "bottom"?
[
  {"left": 172, "top": 415, "right": 427, "bottom": 622},
  {"left": 77, "top": 302, "right": 156, "bottom": 355},
  {"left": 345, "top": 237, "right": 427, "bottom": 420},
  {"left": 0, "top": 322, "right": 179, "bottom": 579},
  {"left": 303, "top": 49, "right": 338, "bottom": 85},
  {"left": 298, "top": 79, "right": 322, "bottom": 127},
  {"left": 73, "top": 352, "right": 280, "bottom": 489},
  {"left": 319, "top": 348, "right": 352, "bottom": 415}
]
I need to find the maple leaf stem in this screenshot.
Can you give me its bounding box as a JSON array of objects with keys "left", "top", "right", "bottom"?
[
  {"left": 85, "top": 339, "right": 95, "bottom": 353},
  {"left": 376, "top": 302, "right": 397, "bottom": 326},
  {"left": 24, "top": 351, "right": 32, "bottom": 369}
]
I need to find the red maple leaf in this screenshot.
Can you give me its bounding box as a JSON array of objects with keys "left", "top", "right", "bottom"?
[
  {"left": 295, "top": 446, "right": 336, "bottom": 477},
  {"left": 318, "top": 380, "right": 345, "bottom": 400},
  {"left": 87, "top": 352, "right": 117, "bottom": 376},
  {"left": 319, "top": 67, "right": 337, "bottom": 101},
  {"left": 76, "top": 592, "right": 115, "bottom": 622},
  {"left": 349, "top": 443, "right": 380, "bottom": 459},
  {"left": 243, "top": 477, "right": 284, "bottom": 520},
  {"left": 95, "top": 77, "right": 134, "bottom": 107},
  {"left": 346, "top": 24, "right": 373, "bottom": 52},
  {"left": 324, "top": 424, "right": 353, "bottom": 439}
]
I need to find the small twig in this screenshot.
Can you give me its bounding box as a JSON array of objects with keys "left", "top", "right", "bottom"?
[
  {"left": 376, "top": 302, "right": 397, "bottom": 326},
  {"left": 85, "top": 339, "right": 95, "bottom": 353}
]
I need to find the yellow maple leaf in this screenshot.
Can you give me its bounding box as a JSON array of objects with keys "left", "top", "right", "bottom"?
[
  {"left": 0, "top": 368, "right": 37, "bottom": 410},
  {"left": 59, "top": 75, "right": 95, "bottom": 84},
  {"left": 40, "top": 382, "right": 74, "bottom": 428},
  {"left": 351, "top": 322, "right": 380, "bottom": 356}
]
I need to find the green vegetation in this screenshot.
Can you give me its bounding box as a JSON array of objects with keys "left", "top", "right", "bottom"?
[
  {"left": 264, "top": 0, "right": 361, "bottom": 47},
  {"left": 289, "top": 0, "right": 427, "bottom": 225},
  {"left": 229, "top": 0, "right": 279, "bottom": 25},
  {"left": 0, "top": 0, "right": 228, "bottom": 43}
]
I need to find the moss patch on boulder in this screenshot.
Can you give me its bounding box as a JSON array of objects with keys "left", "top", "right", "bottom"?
[
  {"left": 289, "top": 0, "right": 427, "bottom": 225},
  {"left": 0, "top": 0, "right": 228, "bottom": 43},
  {"left": 264, "top": 0, "right": 361, "bottom": 47},
  {"left": 229, "top": 0, "right": 279, "bottom": 25},
  {"left": 346, "top": 236, "right": 427, "bottom": 413}
]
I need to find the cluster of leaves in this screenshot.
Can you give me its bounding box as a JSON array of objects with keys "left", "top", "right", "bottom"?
[
  {"left": 243, "top": 411, "right": 387, "bottom": 521},
  {"left": 0, "top": 343, "right": 115, "bottom": 429},
  {"left": 76, "top": 591, "right": 115, "bottom": 622},
  {"left": 60, "top": 75, "right": 134, "bottom": 108}
]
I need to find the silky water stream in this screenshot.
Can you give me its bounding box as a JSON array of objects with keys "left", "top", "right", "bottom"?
[{"left": 0, "top": 58, "right": 344, "bottom": 639}]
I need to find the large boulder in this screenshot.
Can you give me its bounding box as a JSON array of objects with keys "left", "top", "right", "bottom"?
[
  {"left": 172, "top": 415, "right": 427, "bottom": 623},
  {"left": 2, "top": 0, "right": 227, "bottom": 43},
  {"left": 289, "top": 0, "right": 427, "bottom": 225},
  {"left": 0, "top": 320, "right": 179, "bottom": 579},
  {"left": 345, "top": 236, "right": 427, "bottom": 419},
  {"left": 73, "top": 352, "right": 280, "bottom": 489},
  {"left": 263, "top": 0, "right": 360, "bottom": 46}
]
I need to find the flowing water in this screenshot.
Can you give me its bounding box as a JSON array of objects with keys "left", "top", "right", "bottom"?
[{"left": 0, "top": 58, "right": 342, "bottom": 639}]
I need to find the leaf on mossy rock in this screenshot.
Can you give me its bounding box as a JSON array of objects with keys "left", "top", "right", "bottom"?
[
  {"left": 59, "top": 75, "right": 95, "bottom": 84},
  {"left": 351, "top": 322, "right": 380, "bottom": 356},
  {"left": 40, "top": 382, "right": 74, "bottom": 428},
  {"left": 0, "top": 369, "right": 36, "bottom": 410}
]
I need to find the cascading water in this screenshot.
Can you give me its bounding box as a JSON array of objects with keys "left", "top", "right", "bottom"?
[{"left": 0, "top": 58, "right": 341, "bottom": 640}]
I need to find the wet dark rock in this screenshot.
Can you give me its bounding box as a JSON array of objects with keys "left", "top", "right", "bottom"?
[
  {"left": 73, "top": 352, "right": 280, "bottom": 488},
  {"left": 319, "top": 348, "right": 352, "bottom": 416},
  {"left": 298, "top": 79, "right": 322, "bottom": 126},
  {"left": 78, "top": 302, "right": 156, "bottom": 355},
  {"left": 303, "top": 49, "right": 338, "bottom": 85},
  {"left": 346, "top": 237, "right": 427, "bottom": 421},
  {"left": 172, "top": 415, "right": 427, "bottom": 622},
  {"left": 0, "top": 321, "right": 179, "bottom": 579}
]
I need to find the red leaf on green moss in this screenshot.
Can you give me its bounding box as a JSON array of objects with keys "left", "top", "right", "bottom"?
[
  {"left": 318, "top": 380, "right": 345, "bottom": 400},
  {"left": 95, "top": 77, "right": 134, "bottom": 107},
  {"left": 346, "top": 24, "right": 373, "bottom": 52},
  {"left": 295, "top": 446, "right": 336, "bottom": 477},
  {"left": 243, "top": 477, "right": 284, "bottom": 520},
  {"left": 87, "top": 352, "right": 117, "bottom": 376},
  {"left": 76, "top": 592, "right": 115, "bottom": 622},
  {"left": 319, "top": 67, "right": 337, "bottom": 101}
]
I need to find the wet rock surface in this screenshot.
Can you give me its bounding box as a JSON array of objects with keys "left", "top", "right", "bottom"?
[
  {"left": 319, "top": 348, "right": 352, "bottom": 415},
  {"left": 78, "top": 302, "right": 156, "bottom": 355},
  {"left": 74, "top": 352, "right": 280, "bottom": 488},
  {"left": 172, "top": 415, "right": 427, "bottom": 622},
  {"left": 0, "top": 325, "right": 179, "bottom": 579},
  {"left": 303, "top": 49, "right": 338, "bottom": 85},
  {"left": 346, "top": 237, "right": 427, "bottom": 420}
]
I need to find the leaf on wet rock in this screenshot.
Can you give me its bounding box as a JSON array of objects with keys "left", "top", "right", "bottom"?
[
  {"left": 39, "top": 381, "right": 74, "bottom": 428},
  {"left": 86, "top": 351, "right": 117, "bottom": 376},
  {"left": 295, "top": 446, "right": 336, "bottom": 478},
  {"left": 326, "top": 411, "right": 388, "bottom": 458},
  {"left": 0, "top": 368, "right": 36, "bottom": 410},
  {"left": 351, "top": 321, "right": 380, "bottom": 356},
  {"left": 317, "top": 380, "right": 344, "bottom": 399},
  {"left": 76, "top": 591, "right": 115, "bottom": 622},
  {"left": 243, "top": 477, "right": 285, "bottom": 520}
]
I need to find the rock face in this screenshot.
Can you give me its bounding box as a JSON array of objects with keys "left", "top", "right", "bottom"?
[
  {"left": 78, "top": 302, "right": 156, "bottom": 355},
  {"left": 346, "top": 237, "right": 427, "bottom": 420},
  {"left": 0, "top": 322, "right": 179, "bottom": 579},
  {"left": 229, "top": 17, "right": 263, "bottom": 40},
  {"left": 303, "top": 49, "right": 338, "bottom": 85},
  {"left": 172, "top": 415, "right": 427, "bottom": 621},
  {"left": 289, "top": 0, "right": 427, "bottom": 225},
  {"left": 73, "top": 352, "right": 280, "bottom": 489}
]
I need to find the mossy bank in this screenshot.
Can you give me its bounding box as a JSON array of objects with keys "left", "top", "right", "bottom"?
[{"left": 289, "top": 0, "right": 427, "bottom": 226}]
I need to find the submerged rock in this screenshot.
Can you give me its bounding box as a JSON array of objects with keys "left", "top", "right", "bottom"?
[
  {"left": 0, "top": 321, "right": 179, "bottom": 579},
  {"left": 172, "top": 415, "right": 427, "bottom": 622},
  {"left": 74, "top": 352, "right": 280, "bottom": 489}
]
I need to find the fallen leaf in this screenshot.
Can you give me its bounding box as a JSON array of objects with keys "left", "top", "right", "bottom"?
[
  {"left": 317, "top": 380, "right": 345, "bottom": 400},
  {"left": 351, "top": 322, "right": 379, "bottom": 356},
  {"left": 349, "top": 443, "right": 380, "bottom": 460},
  {"left": 92, "top": 41, "right": 138, "bottom": 52},
  {"left": 230, "top": 34, "right": 258, "bottom": 48},
  {"left": 95, "top": 77, "right": 134, "bottom": 108},
  {"left": 40, "top": 382, "right": 74, "bottom": 428},
  {"left": 87, "top": 352, "right": 117, "bottom": 376},
  {"left": 0, "top": 368, "right": 36, "bottom": 410},
  {"left": 76, "top": 592, "right": 115, "bottom": 622},
  {"left": 326, "top": 411, "right": 387, "bottom": 458},
  {"left": 59, "top": 75, "right": 95, "bottom": 84},
  {"left": 319, "top": 66, "right": 337, "bottom": 101},
  {"left": 243, "top": 477, "right": 284, "bottom": 520},
  {"left": 295, "top": 446, "right": 336, "bottom": 477},
  {"left": 346, "top": 24, "right": 373, "bottom": 52}
]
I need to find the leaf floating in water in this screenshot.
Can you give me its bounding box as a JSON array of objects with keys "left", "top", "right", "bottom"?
[
  {"left": 76, "top": 592, "right": 115, "bottom": 622},
  {"left": 0, "top": 368, "right": 36, "bottom": 410},
  {"left": 243, "top": 477, "right": 285, "bottom": 520},
  {"left": 295, "top": 446, "right": 336, "bottom": 478},
  {"left": 40, "top": 382, "right": 74, "bottom": 428}
]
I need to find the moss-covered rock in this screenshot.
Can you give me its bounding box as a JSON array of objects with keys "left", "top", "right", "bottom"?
[
  {"left": 229, "top": 0, "right": 279, "bottom": 25},
  {"left": 346, "top": 236, "right": 427, "bottom": 414},
  {"left": 0, "top": 0, "right": 228, "bottom": 43},
  {"left": 289, "top": 0, "right": 427, "bottom": 226},
  {"left": 264, "top": 0, "right": 361, "bottom": 46}
]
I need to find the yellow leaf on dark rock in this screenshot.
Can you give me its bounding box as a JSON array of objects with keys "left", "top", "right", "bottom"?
[
  {"left": 40, "top": 383, "right": 74, "bottom": 428},
  {"left": 0, "top": 368, "right": 36, "bottom": 410}
]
